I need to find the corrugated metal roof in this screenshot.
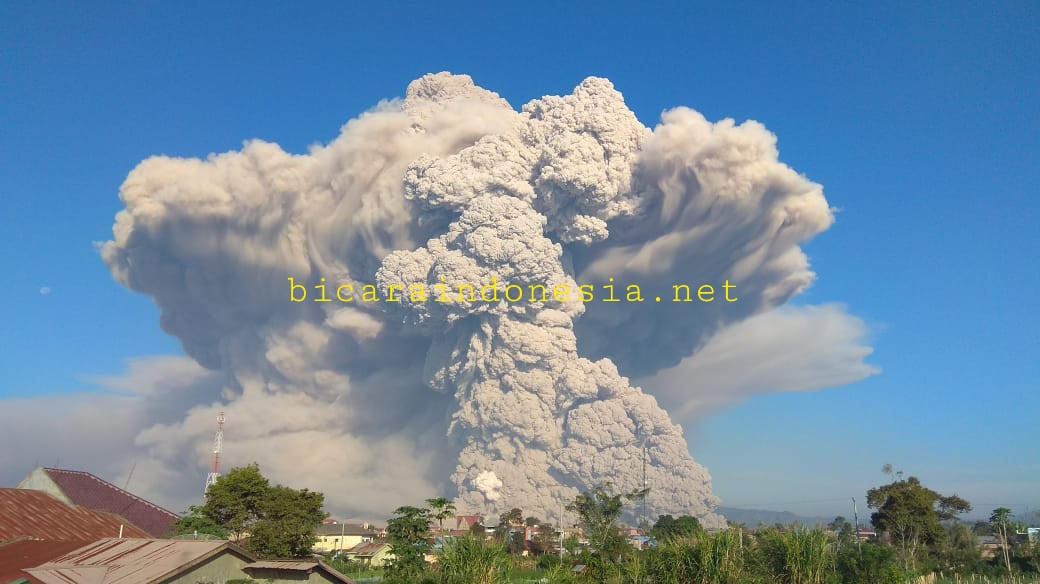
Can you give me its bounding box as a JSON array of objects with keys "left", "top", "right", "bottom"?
[
  {"left": 245, "top": 560, "right": 319, "bottom": 570},
  {"left": 0, "top": 490, "right": 150, "bottom": 542},
  {"left": 24, "top": 538, "right": 254, "bottom": 584},
  {"left": 345, "top": 542, "right": 389, "bottom": 557},
  {"left": 243, "top": 559, "right": 355, "bottom": 583},
  {"left": 0, "top": 540, "right": 90, "bottom": 584},
  {"left": 40, "top": 469, "right": 179, "bottom": 538},
  {"left": 316, "top": 522, "right": 380, "bottom": 536}
]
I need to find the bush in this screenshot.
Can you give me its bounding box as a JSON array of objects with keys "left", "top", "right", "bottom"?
[{"left": 835, "top": 542, "right": 908, "bottom": 584}]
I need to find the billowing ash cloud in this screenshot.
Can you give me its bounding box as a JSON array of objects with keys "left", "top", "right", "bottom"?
[{"left": 70, "top": 73, "right": 874, "bottom": 525}]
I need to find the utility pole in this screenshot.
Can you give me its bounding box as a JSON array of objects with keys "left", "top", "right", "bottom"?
[
  {"left": 559, "top": 499, "right": 565, "bottom": 560},
  {"left": 852, "top": 497, "right": 862, "bottom": 554},
  {"left": 641, "top": 442, "right": 648, "bottom": 531}
]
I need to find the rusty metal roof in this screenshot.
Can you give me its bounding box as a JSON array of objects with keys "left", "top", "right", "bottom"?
[
  {"left": 23, "top": 538, "right": 255, "bottom": 584},
  {"left": 243, "top": 559, "right": 354, "bottom": 583},
  {"left": 0, "top": 540, "right": 90, "bottom": 584},
  {"left": 245, "top": 560, "right": 319, "bottom": 570},
  {"left": 39, "top": 469, "right": 179, "bottom": 538},
  {"left": 0, "top": 490, "right": 150, "bottom": 543},
  {"left": 345, "top": 542, "right": 390, "bottom": 557}
]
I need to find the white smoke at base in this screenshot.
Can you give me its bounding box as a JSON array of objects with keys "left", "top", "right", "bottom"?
[
  {"left": 474, "top": 471, "right": 504, "bottom": 503},
  {"left": 72, "top": 72, "right": 875, "bottom": 524}
]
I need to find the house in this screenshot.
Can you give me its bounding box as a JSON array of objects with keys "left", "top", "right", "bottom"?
[
  {"left": 445, "top": 515, "right": 482, "bottom": 535},
  {"left": 342, "top": 541, "right": 393, "bottom": 567},
  {"left": 0, "top": 488, "right": 151, "bottom": 543},
  {"left": 853, "top": 528, "right": 877, "bottom": 542},
  {"left": 242, "top": 559, "right": 354, "bottom": 583},
  {"left": 977, "top": 535, "right": 1002, "bottom": 559},
  {"left": 17, "top": 467, "right": 179, "bottom": 538},
  {"left": 17, "top": 538, "right": 255, "bottom": 584},
  {"left": 11, "top": 538, "right": 356, "bottom": 584},
  {"left": 312, "top": 522, "right": 380, "bottom": 553}
]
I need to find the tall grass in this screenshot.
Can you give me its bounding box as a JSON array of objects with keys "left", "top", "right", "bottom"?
[
  {"left": 918, "top": 575, "right": 1040, "bottom": 584},
  {"left": 648, "top": 529, "right": 745, "bottom": 584},
  {"left": 757, "top": 527, "right": 833, "bottom": 584},
  {"left": 437, "top": 535, "right": 511, "bottom": 584}
]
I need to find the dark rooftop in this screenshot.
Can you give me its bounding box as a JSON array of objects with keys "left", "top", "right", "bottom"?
[{"left": 40, "top": 468, "right": 179, "bottom": 538}]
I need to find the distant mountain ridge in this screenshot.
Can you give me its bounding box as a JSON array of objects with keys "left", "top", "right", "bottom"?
[{"left": 716, "top": 506, "right": 833, "bottom": 527}]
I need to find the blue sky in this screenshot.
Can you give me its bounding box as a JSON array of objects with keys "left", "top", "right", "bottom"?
[{"left": 1, "top": 1, "right": 1037, "bottom": 520}]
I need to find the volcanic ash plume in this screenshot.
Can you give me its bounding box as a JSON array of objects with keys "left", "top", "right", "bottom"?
[{"left": 99, "top": 73, "right": 841, "bottom": 526}]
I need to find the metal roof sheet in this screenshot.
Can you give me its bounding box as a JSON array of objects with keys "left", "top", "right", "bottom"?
[
  {"left": 245, "top": 560, "right": 318, "bottom": 570},
  {"left": 243, "top": 559, "right": 355, "bottom": 583},
  {"left": 24, "top": 538, "right": 253, "bottom": 584},
  {"left": 0, "top": 490, "right": 150, "bottom": 543},
  {"left": 0, "top": 540, "right": 91, "bottom": 584}
]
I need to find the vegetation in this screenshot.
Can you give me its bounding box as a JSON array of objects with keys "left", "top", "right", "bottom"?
[
  {"left": 651, "top": 514, "right": 704, "bottom": 541},
  {"left": 367, "top": 474, "right": 1038, "bottom": 584},
  {"left": 183, "top": 470, "right": 1037, "bottom": 583},
  {"left": 384, "top": 505, "right": 433, "bottom": 583},
  {"left": 186, "top": 463, "right": 327, "bottom": 558},
  {"left": 438, "top": 535, "right": 510, "bottom": 584},
  {"left": 867, "top": 465, "right": 972, "bottom": 570},
  {"left": 170, "top": 505, "right": 229, "bottom": 539},
  {"left": 427, "top": 497, "right": 457, "bottom": 532}
]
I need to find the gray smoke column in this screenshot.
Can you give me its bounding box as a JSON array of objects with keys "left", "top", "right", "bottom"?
[{"left": 100, "top": 73, "right": 837, "bottom": 526}]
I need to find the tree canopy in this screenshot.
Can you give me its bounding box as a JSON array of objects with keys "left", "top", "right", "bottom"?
[
  {"left": 384, "top": 505, "right": 433, "bottom": 583},
  {"left": 196, "top": 463, "right": 327, "bottom": 558},
  {"left": 866, "top": 474, "right": 970, "bottom": 569},
  {"left": 651, "top": 514, "right": 703, "bottom": 541}
]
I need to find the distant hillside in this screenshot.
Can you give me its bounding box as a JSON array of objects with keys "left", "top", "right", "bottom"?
[{"left": 716, "top": 506, "right": 833, "bottom": 528}]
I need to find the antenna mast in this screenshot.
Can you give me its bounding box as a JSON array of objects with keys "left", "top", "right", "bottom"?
[{"left": 203, "top": 412, "right": 225, "bottom": 498}]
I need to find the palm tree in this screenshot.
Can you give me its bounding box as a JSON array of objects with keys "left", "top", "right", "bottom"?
[
  {"left": 426, "top": 497, "right": 457, "bottom": 533},
  {"left": 990, "top": 507, "right": 1013, "bottom": 573}
]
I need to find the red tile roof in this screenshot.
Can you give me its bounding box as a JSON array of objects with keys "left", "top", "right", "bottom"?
[
  {"left": 39, "top": 469, "right": 179, "bottom": 538},
  {"left": 454, "top": 515, "right": 481, "bottom": 530},
  {"left": 0, "top": 489, "right": 150, "bottom": 543},
  {"left": 0, "top": 540, "right": 88, "bottom": 584}
]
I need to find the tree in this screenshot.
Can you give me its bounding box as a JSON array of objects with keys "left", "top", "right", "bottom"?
[
  {"left": 201, "top": 463, "right": 270, "bottom": 542},
  {"left": 494, "top": 508, "right": 525, "bottom": 554},
  {"left": 170, "top": 505, "right": 229, "bottom": 539},
  {"left": 866, "top": 474, "right": 971, "bottom": 570},
  {"left": 197, "top": 464, "right": 327, "bottom": 558},
  {"left": 990, "top": 507, "right": 1013, "bottom": 573},
  {"left": 828, "top": 516, "right": 854, "bottom": 547},
  {"left": 566, "top": 484, "right": 643, "bottom": 564},
  {"left": 500, "top": 508, "right": 524, "bottom": 527},
  {"left": 531, "top": 522, "right": 557, "bottom": 555},
  {"left": 426, "top": 497, "right": 456, "bottom": 532},
  {"left": 651, "top": 514, "right": 703, "bottom": 541},
  {"left": 248, "top": 485, "right": 326, "bottom": 559},
  {"left": 384, "top": 505, "right": 432, "bottom": 583}
]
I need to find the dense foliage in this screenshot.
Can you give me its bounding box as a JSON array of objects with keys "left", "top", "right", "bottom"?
[
  {"left": 385, "top": 505, "right": 434, "bottom": 584},
  {"left": 189, "top": 463, "right": 327, "bottom": 558}
]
